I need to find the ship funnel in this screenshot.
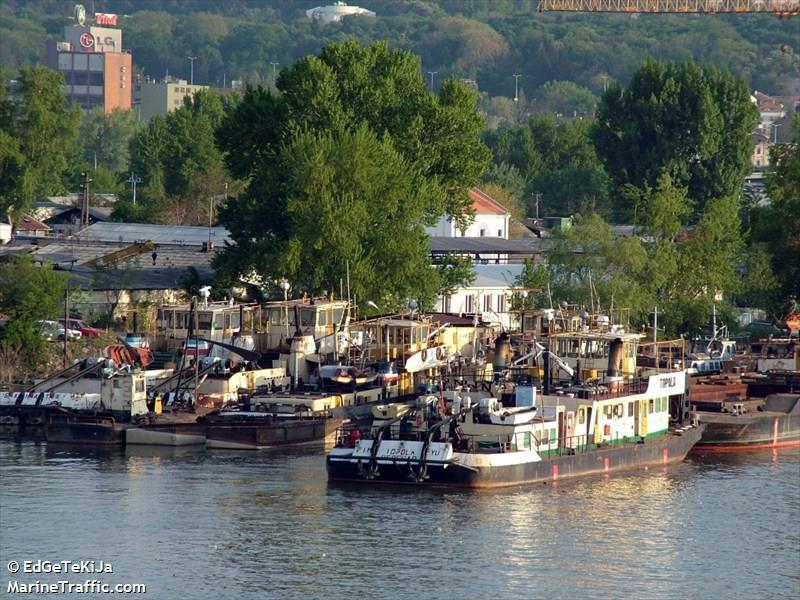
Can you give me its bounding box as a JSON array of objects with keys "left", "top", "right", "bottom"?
[{"left": 608, "top": 338, "right": 624, "bottom": 377}]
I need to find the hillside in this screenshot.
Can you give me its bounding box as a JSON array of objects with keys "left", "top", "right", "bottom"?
[{"left": 2, "top": 0, "right": 797, "bottom": 110}]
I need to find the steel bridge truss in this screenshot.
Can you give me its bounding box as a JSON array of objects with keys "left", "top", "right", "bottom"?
[{"left": 538, "top": 0, "right": 799, "bottom": 15}]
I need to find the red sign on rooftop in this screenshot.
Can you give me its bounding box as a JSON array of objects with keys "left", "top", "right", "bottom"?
[{"left": 95, "top": 13, "right": 118, "bottom": 26}]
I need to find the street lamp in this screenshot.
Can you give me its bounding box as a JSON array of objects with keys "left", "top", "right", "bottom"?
[
  {"left": 280, "top": 279, "right": 291, "bottom": 339},
  {"left": 427, "top": 71, "right": 437, "bottom": 90},
  {"left": 270, "top": 62, "right": 279, "bottom": 87},
  {"left": 126, "top": 172, "right": 142, "bottom": 206},
  {"left": 513, "top": 74, "right": 521, "bottom": 103},
  {"left": 188, "top": 56, "right": 198, "bottom": 85}
]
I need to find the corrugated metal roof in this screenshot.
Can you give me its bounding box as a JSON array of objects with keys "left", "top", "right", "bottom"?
[
  {"left": 429, "top": 237, "right": 540, "bottom": 254},
  {"left": 75, "top": 222, "right": 231, "bottom": 246},
  {"left": 32, "top": 242, "right": 215, "bottom": 270}
]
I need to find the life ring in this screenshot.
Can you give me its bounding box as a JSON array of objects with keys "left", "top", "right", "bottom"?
[
  {"left": 421, "top": 349, "right": 428, "bottom": 362},
  {"left": 435, "top": 346, "right": 443, "bottom": 361}
]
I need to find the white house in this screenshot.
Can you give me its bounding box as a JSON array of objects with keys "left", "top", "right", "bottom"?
[
  {"left": 426, "top": 188, "right": 511, "bottom": 240},
  {"left": 305, "top": 2, "right": 376, "bottom": 23},
  {"left": 435, "top": 263, "right": 525, "bottom": 331}
]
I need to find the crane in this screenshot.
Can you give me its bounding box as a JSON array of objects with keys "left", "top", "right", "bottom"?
[{"left": 538, "top": 0, "right": 799, "bottom": 17}]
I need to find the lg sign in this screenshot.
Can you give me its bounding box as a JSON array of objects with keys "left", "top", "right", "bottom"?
[{"left": 79, "top": 32, "right": 94, "bottom": 49}]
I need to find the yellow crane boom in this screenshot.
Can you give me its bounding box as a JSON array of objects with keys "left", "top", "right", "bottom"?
[
  {"left": 538, "top": 0, "right": 799, "bottom": 16},
  {"left": 82, "top": 240, "right": 157, "bottom": 268}
]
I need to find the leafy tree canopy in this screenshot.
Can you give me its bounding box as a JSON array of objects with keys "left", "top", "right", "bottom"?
[
  {"left": 216, "top": 40, "right": 490, "bottom": 308},
  {"left": 0, "top": 65, "right": 80, "bottom": 218},
  {"left": 750, "top": 115, "right": 800, "bottom": 312},
  {"left": 595, "top": 59, "right": 758, "bottom": 219},
  {"left": 0, "top": 255, "right": 68, "bottom": 371}
]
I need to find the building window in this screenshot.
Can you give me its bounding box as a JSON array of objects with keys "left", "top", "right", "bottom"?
[
  {"left": 465, "top": 295, "right": 474, "bottom": 313},
  {"left": 480, "top": 228, "right": 486, "bottom": 237},
  {"left": 483, "top": 294, "right": 492, "bottom": 313},
  {"left": 497, "top": 294, "right": 506, "bottom": 314},
  {"left": 498, "top": 229, "right": 503, "bottom": 237},
  {"left": 442, "top": 295, "right": 451, "bottom": 313}
]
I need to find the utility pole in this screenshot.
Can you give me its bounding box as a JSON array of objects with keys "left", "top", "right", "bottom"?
[
  {"left": 79, "top": 171, "right": 92, "bottom": 229},
  {"left": 126, "top": 172, "right": 142, "bottom": 206},
  {"left": 188, "top": 56, "right": 197, "bottom": 85},
  {"left": 270, "top": 62, "right": 279, "bottom": 87},
  {"left": 63, "top": 287, "right": 69, "bottom": 368},
  {"left": 427, "top": 71, "right": 437, "bottom": 90}
]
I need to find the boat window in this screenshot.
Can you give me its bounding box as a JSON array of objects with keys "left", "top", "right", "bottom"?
[
  {"left": 578, "top": 408, "right": 585, "bottom": 424},
  {"left": 603, "top": 405, "right": 613, "bottom": 418},
  {"left": 333, "top": 308, "right": 345, "bottom": 324},
  {"left": 614, "top": 403, "right": 623, "bottom": 418},
  {"left": 213, "top": 313, "right": 224, "bottom": 330},
  {"left": 135, "top": 379, "right": 145, "bottom": 393},
  {"left": 628, "top": 402, "right": 634, "bottom": 417},
  {"left": 549, "top": 429, "right": 556, "bottom": 442},
  {"left": 300, "top": 309, "right": 315, "bottom": 327},
  {"left": 230, "top": 312, "right": 240, "bottom": 330},
  {"left": 269, "top": 309, "right": 282, "bottom": 326},
  {"left": 522, "top": 432, "right": 531, "bottom": 449},
  {"left": 198, "top": 312, "right": 212, "bottom": 331},
  {"left": 648, "top": 399, "right": 654, "bottom": 414},
  {"left": 318, "top": 310, "right": 328, "bottom": 326}
]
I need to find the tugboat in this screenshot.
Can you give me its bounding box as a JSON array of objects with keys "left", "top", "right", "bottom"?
[{"left": 327, "top": 337, "right": 704, "bottom": 488}]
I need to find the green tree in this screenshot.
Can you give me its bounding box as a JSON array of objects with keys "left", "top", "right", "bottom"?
[
  {"left": 216, "top": 40, "right": 491, "bottom": 304},
  {"left": 751, "top": 115, "right": 800, "bottom": 310},
  {"left": 594, "top": 59, "right": 758, "bottom": 219},
  {"left": 0, "top": 66, "right": 80, "bottom": 218},
  {"left": 485, "top": 116, "right": 611, "bottom": 217},
  {"left": 79, "top": 108, "right": 139, "bottom": 174},
  {"left": 0, "top": 256, "right": 68, "bottom": 372},
  {"left": 126, "top": 90, "right": 230, "bottom": 224},
  {"left": 436, "top": 254, "right": 476, "bottom": 299},
  {"left": 532, "top": 80, "right": 598, "bottom": 117},
  {"left": 216, "top": 124, "right": 443, "bottom": 309},
  {"left": 543, "top": 213, "right": 648, "bottom": 316}
]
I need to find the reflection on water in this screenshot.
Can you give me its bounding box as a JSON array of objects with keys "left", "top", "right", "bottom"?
[{"left": 1, "top": 437, "right": 798, "bottom": 600}]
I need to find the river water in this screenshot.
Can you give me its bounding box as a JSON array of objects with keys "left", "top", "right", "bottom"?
[{"left": 1, "top": 437, "right": 798, "bottom": 600}]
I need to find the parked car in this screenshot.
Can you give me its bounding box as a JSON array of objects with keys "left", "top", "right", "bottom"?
[
  {"left": 59, "top": 318, "right": 102, "bottom": 338},
  {"left": 39, "top": 320, "right": 82, "bottom": 341}
]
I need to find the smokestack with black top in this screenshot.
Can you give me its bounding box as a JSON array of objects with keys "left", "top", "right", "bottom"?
[{"left": 608, "top": 338, "right": 624, "bottom": 378}]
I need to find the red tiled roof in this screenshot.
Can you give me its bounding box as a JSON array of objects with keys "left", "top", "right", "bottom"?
[
  {"left": 469, "top": 187, "right": 508, "bottom": 215},
  {"left": 15, "top": 214, "right": 50, "bottom": 231}
]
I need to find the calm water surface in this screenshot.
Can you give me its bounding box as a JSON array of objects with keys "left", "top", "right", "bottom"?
[{"left": 1, "top": 437, "right": 798, "bottom": 600}]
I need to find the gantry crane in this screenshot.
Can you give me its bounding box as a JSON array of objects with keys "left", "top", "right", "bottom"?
[{"left": 538, "top": 0, "right": 799, "bottom": 17}]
